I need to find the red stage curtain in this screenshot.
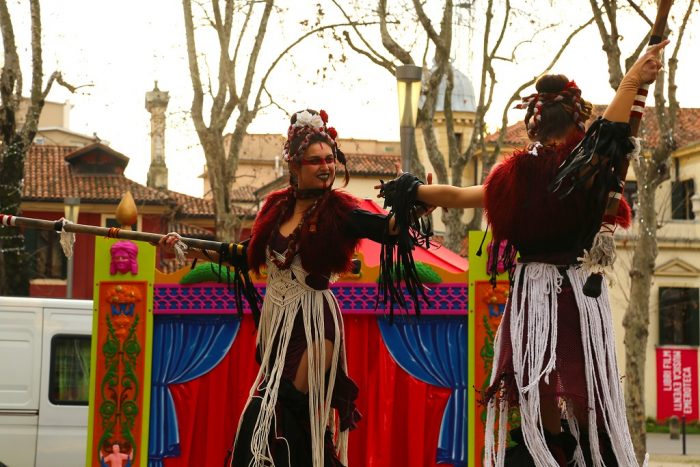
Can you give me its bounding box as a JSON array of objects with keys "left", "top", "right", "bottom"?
[
  {"left": 165, "top": 316, "right": 258, "bottom": 467},
  {"left": 165, "top": 314, "right": 451, "bottom": 467},
  {"left": 344, "top": 315, "right": 453, "bottom": 467}
]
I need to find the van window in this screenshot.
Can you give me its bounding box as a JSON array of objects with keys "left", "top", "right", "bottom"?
[{"left": 49, "top": 335, "right": 91, "bottom": 405}]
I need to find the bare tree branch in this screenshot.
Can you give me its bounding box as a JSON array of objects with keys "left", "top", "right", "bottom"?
[
  {"left": 488, "top": 0, "right": 510, "bottom": 61},
  {"left": 228, "top": 0, "right": 273, "bottom": 126},
  {"left": 342, "top": 30, "right": 395, "bottom": 73},
  {"left": 331, "top": 0, "right": 394, "bottom": 66},
  {"left": 589, "top": 0, "right": 624, "bottom": 88},
  {"left": 625, "top": 32, "right": 650, "bottom": 72},
  {"left": 232, "top": 0, "right": 256, "bottom": 102},
  {"left": 209, "top": 0, "right": 230, "bottom": 124},
  {"left": 251, "top": 20, "right": 383, "bottom": 122},
  {"left": 666, "top": 0, "right": 695, "bottom": 134},
  {"left": 378, "top": 0, "right": 414, "bottom": 64},
  {"left": 40, "top": 71, "right": 86, "bottom": 99},
  {"left": 182, "top": 0, "right": 206, "bottom": 134},
  {"left": 486, "top": 16, "right": 594, "bottom": 169},
  {"left": 626, "top": 0, "right": 653, "bottom": 26},
  {"left": 493, "top": 22, "right": 560, "bottom": 62},
  {"left": 413, "top": 0, "right": 444, "bottom": 50}
]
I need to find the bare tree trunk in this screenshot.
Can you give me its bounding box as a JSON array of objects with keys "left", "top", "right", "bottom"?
[
  {"left": 0, "top": 0, "right": 76, "bottom": 295},
  {"left": 623, "top": 158, "right": 657, "bottom": 462},
  {"left": 200, "top": 134, "right": 239, "bottom": 242},
  {"left": 0, "top": 140, "right": 29, "bottom": 296}
]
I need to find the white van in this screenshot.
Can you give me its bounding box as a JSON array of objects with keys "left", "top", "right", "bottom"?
[{"left": 0, "top": 297, "right": 91, "bottom": 467}]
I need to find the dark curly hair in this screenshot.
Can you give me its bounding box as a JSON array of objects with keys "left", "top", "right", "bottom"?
[
  {"left": 285, "top": 109, "right": 348, "bottom": 187},
  {"left": 520, "top": 74, "right": 592, "bottom": 143}
]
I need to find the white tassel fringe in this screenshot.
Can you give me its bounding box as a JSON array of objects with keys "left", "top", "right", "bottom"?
[
  {"left": 579, "top": 228, "right": 616, "bottom": 275},
  {"left": 58, "top": 218, "right": 76, "bottom": 258},
  {"left": 483, "top": 262, "right": 647, "bottom": 466}
]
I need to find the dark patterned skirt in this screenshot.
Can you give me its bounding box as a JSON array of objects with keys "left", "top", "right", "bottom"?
[
  {"left": 484, "top": 271, "right": 589, "bottom": 409},
  {"left": 230, "top": 379, "right": 344, "bottom": 467}
]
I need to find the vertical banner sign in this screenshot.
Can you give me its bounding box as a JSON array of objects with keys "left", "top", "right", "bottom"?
[
  {"left": 468, "top": 231, "right": 510, "bottom": 467},
  {"left": 86, "top": 238, "right": 155, "bottom": 467},
  {"left": 656, "top": 347, "right": 699, "bottom": 421}
]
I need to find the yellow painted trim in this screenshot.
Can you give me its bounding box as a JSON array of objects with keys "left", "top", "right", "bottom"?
[
  {"left": 140, "top": 276, "right": 154, "bottom": 467},
  {"left": 671, "top": 142, "right": 700, "bottom": 159},
  {"left": 85, "top": 285, "right": 100, "bottom": 467},
  {"left": 467, "top": 231, "right": 479, "bottom": 466},
  {"left": 468, "top": 230, "right": 511, "bottom": 466}
]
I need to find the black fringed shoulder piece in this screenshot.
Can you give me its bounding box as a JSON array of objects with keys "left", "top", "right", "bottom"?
[
  {"left": 199, "top": 239, "right": 262, "bottom": 326},
  {"left": 377, "top": 172, "right": 433, "bottom": 321},
  {"left": 549, "top": 117, "right": 635, "bottom": 199}
]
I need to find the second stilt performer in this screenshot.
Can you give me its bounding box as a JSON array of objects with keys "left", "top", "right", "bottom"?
[{"left": 382, "top": 40, "right": 668, "bottom": 466}]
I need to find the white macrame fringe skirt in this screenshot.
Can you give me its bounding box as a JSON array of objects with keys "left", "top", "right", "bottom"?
[
  {"left": 483, "top": 263, "right": 647, "bottom": 467},
  {"left": 232, "top": 256, "right": 349, "bottom": 467}
]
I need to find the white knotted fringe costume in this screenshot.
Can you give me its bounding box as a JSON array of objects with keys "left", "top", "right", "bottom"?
[
  {"left": 234, "top": 252, "right": 349, "bottom": 467},
  {"left": 483, "top": 262, "right": 647, "bottom": 467}
]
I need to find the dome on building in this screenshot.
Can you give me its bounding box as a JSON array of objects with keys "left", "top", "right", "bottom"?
[{"left": 434, "top": 65, "right": 476, "bottom": 113}]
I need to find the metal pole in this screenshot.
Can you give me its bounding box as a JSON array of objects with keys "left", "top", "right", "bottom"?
[
  {"left": 682, "top": 415, "right": 686, "bottom": 455},
  {"left": 66, "top": 254, "right": 74, "bottom": 299},
  {"left": 400, "top": 126, "right": 414, "bottom": 173}
]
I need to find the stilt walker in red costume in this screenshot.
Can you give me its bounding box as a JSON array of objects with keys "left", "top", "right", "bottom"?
[
  {"left": 381, "top": 39, "right": 668, "bottom": 466},
  {"left": 163, "top": 109, "right": 430, "bottom": 467}
]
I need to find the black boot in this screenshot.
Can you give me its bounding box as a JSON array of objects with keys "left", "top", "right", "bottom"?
[
  {"left": 578, "top": 430, "right": 618, "bottom": 467},
  {"left": 504, "top": 427, "right": 577, "bottom": 467},
  {"left": 505, "top": 428, "right": 535, "bottom": 467}
]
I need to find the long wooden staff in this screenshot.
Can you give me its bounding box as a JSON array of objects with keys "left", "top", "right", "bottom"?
[
  {"left": 0, "top": 212, "right": 245, "bottom": 255},
  {"left": 0, "top": 212, "right": 260, "bottom": 316},
  {"left": 582, "top": 0, "right": 673, "bottom": 297}
]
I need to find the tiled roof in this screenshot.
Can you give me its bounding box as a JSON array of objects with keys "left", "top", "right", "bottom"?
[
  {"left": 485, "top": 105, "right": 700, "bottom": 150},
  {"left": 347, "top": 153, "right": 401, "bottom": 176},
  {"left": 168, "top": 190, "right": 216, "bottom": 217},
  {"left": 640, "top": 107, "right": 700, "bottom": 148},
  {"left": 170, "top": 222, "right": 215, "bottom": 239},
  {"left": 23, "top": 145, "right": 172, "bottom": 204},
  {"left": 231, "top": 185, "right": 257, "bottom": 202},
  {"left": 22, "top": 144, "right": 254, "bottom": 219}
]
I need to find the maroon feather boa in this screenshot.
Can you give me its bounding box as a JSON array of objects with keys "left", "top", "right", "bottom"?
[
  {"left": 484, "top": 136, "right": 631, "bottom": 256},
  {"left": 247, "top": 187, "right": 362, "bottom": 277}
]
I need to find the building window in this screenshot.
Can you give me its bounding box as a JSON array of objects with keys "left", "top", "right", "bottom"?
[
  {"left": 25, "top": 229, "right": 67, "bottom": 279},
  {"left": 49, "top": 335, "right": 91, "bottom": 405},
  {"left": 659, "top": 287, "right": 699, "bottom": 346},
  {"left": 623, "top": 181, "right": 638, "bottom": 219},
  {"left": 671, "top": 179, "right": 695, "bottom": 220}
]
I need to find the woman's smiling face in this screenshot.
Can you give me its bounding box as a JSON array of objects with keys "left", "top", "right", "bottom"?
[{"left": 295, "top": 141, "right": 336, "bottom": 190}]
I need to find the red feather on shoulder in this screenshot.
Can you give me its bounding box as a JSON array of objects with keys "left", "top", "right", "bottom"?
[
  {"left": 248, "top": 187, "right": 293, "bottom": 274},
  {"left": 247, "top": 188, "right": 362, "bottom": 276},
  {"left": 615, "top": 196, "right": 632, "bottom": 229}
]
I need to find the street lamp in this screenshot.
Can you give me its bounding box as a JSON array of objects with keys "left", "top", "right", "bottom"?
[
  {"left": 64, "top": 197, "right": 80, "bottom": 299},
  {"left": 395, "top": 64, "right": 422, "bottom": 173}
]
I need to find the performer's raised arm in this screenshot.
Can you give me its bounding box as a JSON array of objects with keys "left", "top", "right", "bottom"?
[{"left": 603, "top": 40, "right": 667, "bottom": 123}]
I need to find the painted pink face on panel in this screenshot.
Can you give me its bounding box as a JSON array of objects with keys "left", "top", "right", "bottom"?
[{"left": 109, "top": 240, "right": 139, "bottom": 275}]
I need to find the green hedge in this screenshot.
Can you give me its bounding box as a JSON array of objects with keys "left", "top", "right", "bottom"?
[
  {"left": 377, "top": 261, "right": 442, "bottom": 284},
  {"left": 646, "top": 417, "right": 700, "bottom": 434},
  {"left": 180, "top": 262, "right": 229, "bottom": 285}
]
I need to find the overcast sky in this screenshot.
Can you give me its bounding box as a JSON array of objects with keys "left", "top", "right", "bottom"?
[{"left": 9, "top": 0, "right": 700, "bottom": 197}]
